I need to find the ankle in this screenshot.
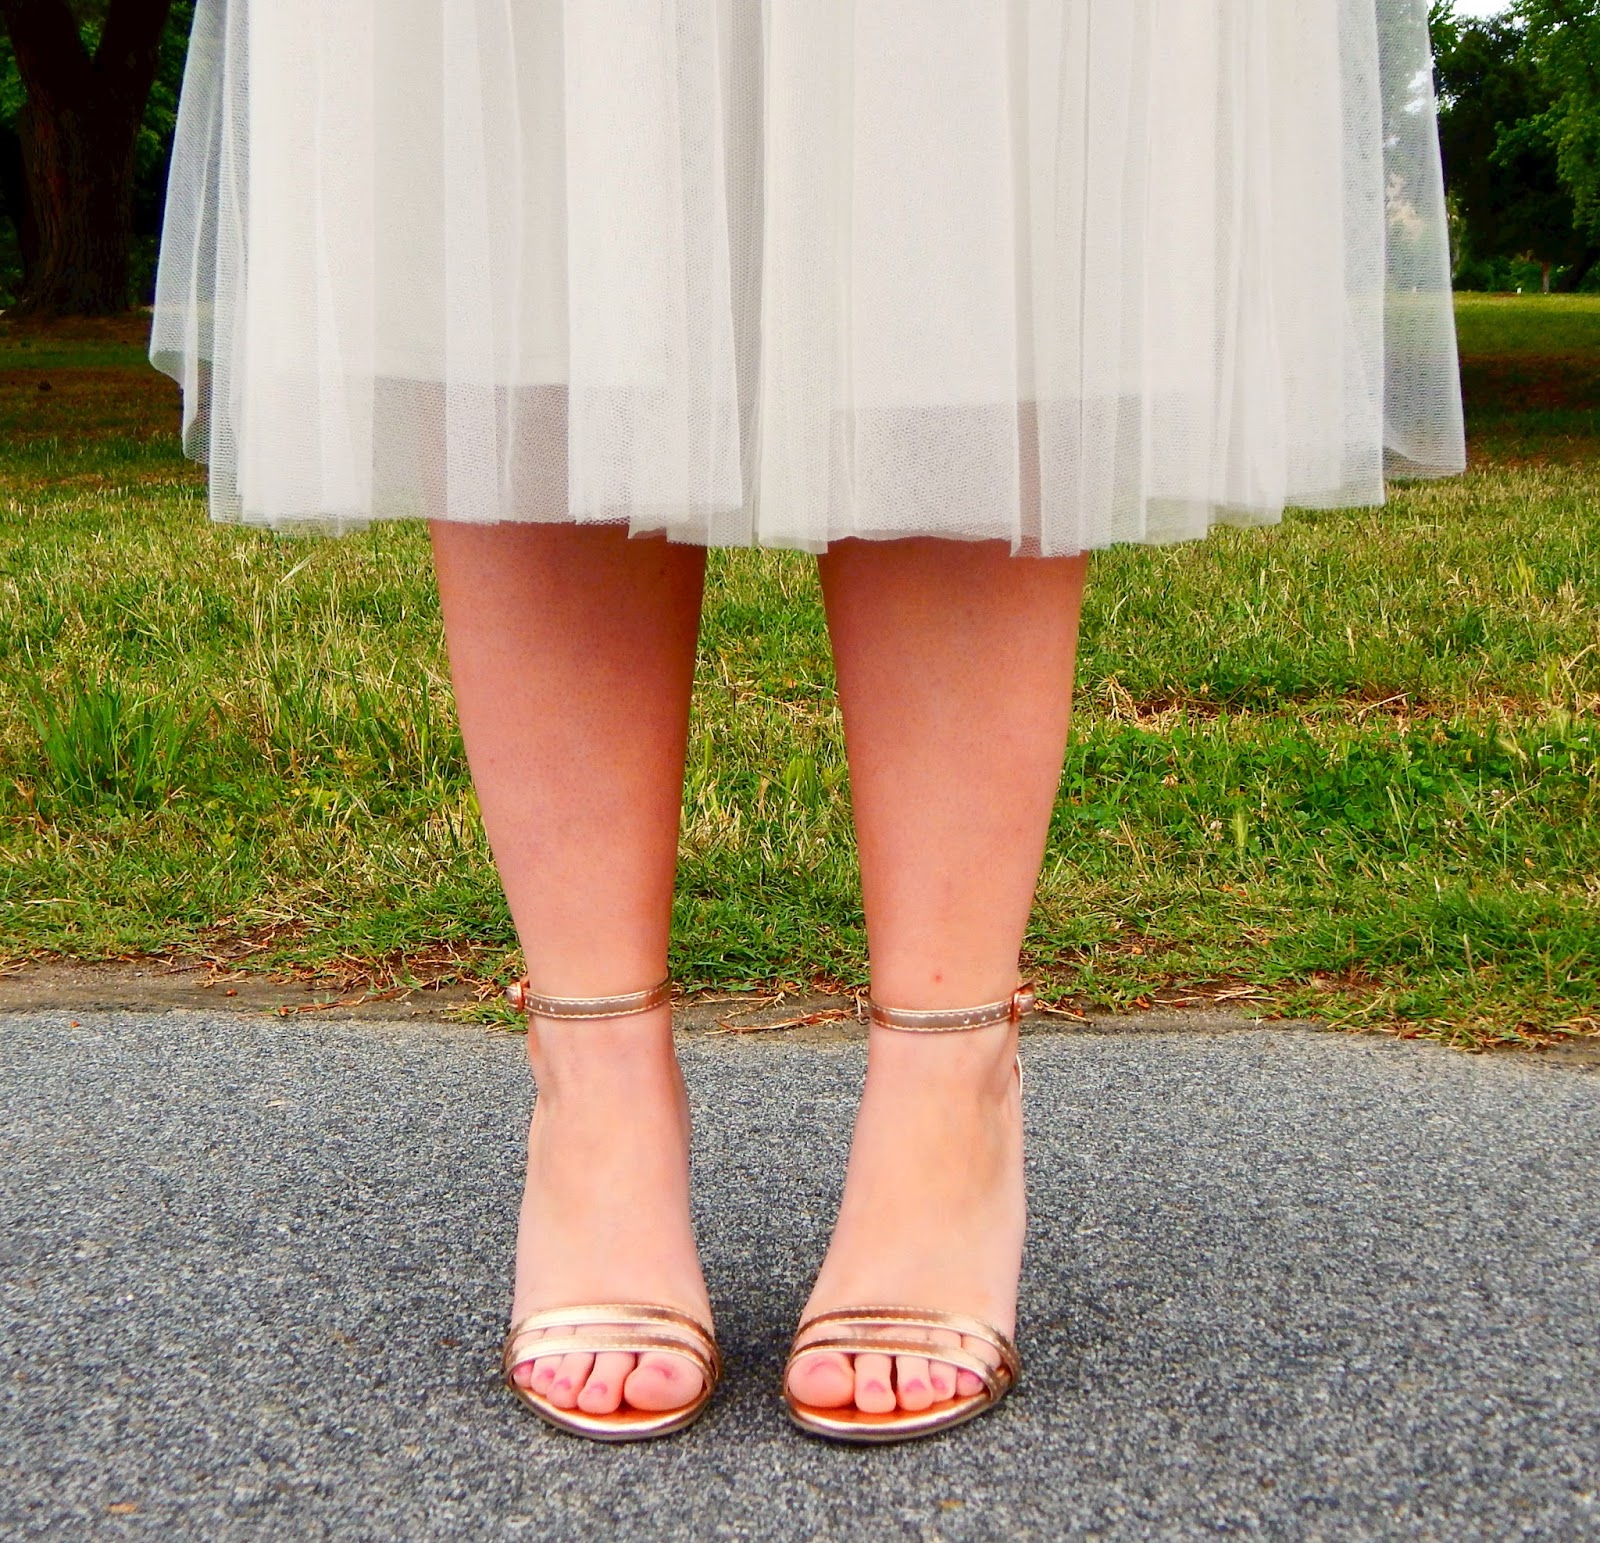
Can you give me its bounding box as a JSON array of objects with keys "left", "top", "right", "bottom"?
[
  {"left": 864, "top": 1018, "right": 1020, "bottom": 1102},
  {"left": 861, "top": 974, "right": 1029, "bottom": 1098},
  {"left": 525, "top": 1006, "right": 683, "bottom": 1100}
]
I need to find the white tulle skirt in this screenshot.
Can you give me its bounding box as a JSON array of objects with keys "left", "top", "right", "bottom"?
[{"left": 150, "top": 0, "right": 1466, "bottom": 554}]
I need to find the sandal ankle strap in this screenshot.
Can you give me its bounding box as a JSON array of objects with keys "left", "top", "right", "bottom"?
[
  {"left": 867, "top": 984, "right": 1037, "bottom": 1033},
  {"left": 506, "top": 975, "right": 672, "bottom": 1019}
]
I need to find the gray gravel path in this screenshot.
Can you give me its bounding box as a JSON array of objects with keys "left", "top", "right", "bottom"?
[{"left": 1, "top": 1010, "right": 1596, "bottom": 1542}]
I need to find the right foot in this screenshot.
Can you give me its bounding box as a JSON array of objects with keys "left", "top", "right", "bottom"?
[{"left": 505, "top": 1005, "right": 713, "bottom": 1416}]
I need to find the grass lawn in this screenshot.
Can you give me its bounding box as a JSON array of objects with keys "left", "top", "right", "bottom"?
[{"left": 1, "top": 297, "right": 1596, "bottom": 1048}]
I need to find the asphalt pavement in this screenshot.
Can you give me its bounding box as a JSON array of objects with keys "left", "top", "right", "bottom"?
[{"left": 1, "top": 1009, "right": 1596, "bottom": 1542}]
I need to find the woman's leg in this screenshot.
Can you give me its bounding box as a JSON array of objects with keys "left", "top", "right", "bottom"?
[
  {"left": 790, "top": 537, "right": 1088, "bottom": 1414},
  {"left": 430, "top": 520, "right": 710, "bottom": 1415}
]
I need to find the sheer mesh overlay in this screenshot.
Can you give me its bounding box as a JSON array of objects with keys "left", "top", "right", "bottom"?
[{"left": 149, "top": 0, "right": 1465, "bottom": 553}]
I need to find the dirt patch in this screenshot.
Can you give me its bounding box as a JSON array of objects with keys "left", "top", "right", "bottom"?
[
  {"left": 0, "top": 311, "right": 155, "bottom": 348},
  {"left": 0, "top": 957, "right": 1290, "bottom": 1043},
  {"left": 1458, "top": 353, "right": 1600, "bottom": 468},
  {"left": 0, "top": 957, "right": 488, "bottom": 1023},
  {"left": 0, "top": 958, "right": 874, "bottom": 1040},
  {"left": 2, "top": 957, "right": 1596, "bottom": 1068},
  {"left": 1460, "top": 354, "right": 1600, "bottom": 413},
  {"left": 0, "top": 365, "right": 180, "bottom": 444}
]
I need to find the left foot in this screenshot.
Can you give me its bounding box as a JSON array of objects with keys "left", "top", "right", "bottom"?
[{"left": 786, "top": 1018, "right": 1025, "bottom": 1414}]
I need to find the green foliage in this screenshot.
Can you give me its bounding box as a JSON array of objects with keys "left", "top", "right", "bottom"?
[
  {"left": 1454, "top": 252, "right": 1600, "bottom": 293},
  {"left": 134, "top": 4, "right": 194, "bottom": 214},
  {"left": 1431, "top": 2, "right": 1597, "bottom": 285},
  {"left": 1518, "top": 0, "right": 1600, "bottom": 246},
  {"left": 0, "top": 31, "right": 24, "bottom": 124}
]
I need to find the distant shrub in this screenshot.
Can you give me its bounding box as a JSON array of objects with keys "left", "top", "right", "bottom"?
[{"left": 1453, "top": 255, "right": 1587, "bottom": 292}]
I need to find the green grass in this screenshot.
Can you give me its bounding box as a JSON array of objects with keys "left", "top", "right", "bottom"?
[
  {"left": 1454, "top": 293, "right": 1600, "bottom": 357},
  {"left": 0, "top": 305, "right": 1596, "bottom": 1048}
]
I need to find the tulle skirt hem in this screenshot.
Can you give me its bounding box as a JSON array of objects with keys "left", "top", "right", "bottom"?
[{"left": 150, "top": 0, "right": 1467, "bottom": 551}]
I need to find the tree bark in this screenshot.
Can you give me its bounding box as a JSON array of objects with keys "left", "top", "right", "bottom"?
[{"left": 0, "top": 0, "right": 174, "bottom": 317}]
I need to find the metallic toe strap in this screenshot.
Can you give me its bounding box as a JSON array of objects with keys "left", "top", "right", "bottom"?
[
  {"left": 786, "top": 1306, "right": 1020, "bottom": 1399},
  {"left": 505, "top": 976, "right": 672, "bottom": 1019},
  {"left": 868, "top": 985, "right": 1037, "bottom": 1033},
  {"left": 503, "top": 1303, "right": 721, "bottom": 1387}
]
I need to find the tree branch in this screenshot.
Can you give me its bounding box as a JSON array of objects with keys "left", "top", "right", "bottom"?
[
  {"left": 94, "top": 0, "right": 175, "bottom": 111},
  {"left": 0, "top": 0, "right": 93, "bottom": 104}
]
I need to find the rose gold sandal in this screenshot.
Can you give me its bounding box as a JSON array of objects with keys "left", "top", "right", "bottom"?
[
  {"left": 784, "top": 985, "right": 1034, "bottom": 1444},
  {"left": 500, "top": 975, "right": 721, "bottom": 1442},
  {"left": 502, "top": 1303, "right": 721, "bottom": 1442}
]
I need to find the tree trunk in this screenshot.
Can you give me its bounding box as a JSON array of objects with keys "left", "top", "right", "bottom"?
[
  {"left": 14, "top": 95, "right": 141, "bottom": 314},
  {"left": 1541, "top": 260, "right": 1553, "bottom": 295},
  {"left": 0, "top": 0, "right": 175, "bottom": 318}
]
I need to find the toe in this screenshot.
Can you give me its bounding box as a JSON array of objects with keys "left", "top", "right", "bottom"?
[
  {"left": 894, "top": 1354, "right": 935, "bottom": 1412},
  {"left": 507, "top": 1326, "right": 545, "bottom": 1392},
  {"left": 954, "top": 1333, "right": 1001, "bottom": 1399},
  {"left": 786, "top": 1351, "right": 856, "bottom": 1410},
  {"left": 925, "top": 1329, "right": 961, "bottom": 1402},
  {"left": 852, "top": 1352, "right": 897, "bottom": 1415},
  {"left": 624, "top": 1351, "right": 706, "bottom": 1413},
  {"left": 547, "top": 1351, "right": 594, "bottom": 1410},
  {"left": 576, "top": 1352, "right": 634, "bottom": 1415}
]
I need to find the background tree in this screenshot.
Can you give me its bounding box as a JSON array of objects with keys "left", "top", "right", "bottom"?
[
  {"left": 1431, "top": 2, "right": 1597, "bottom": 290},
  {"left": 0, "top": 0, "right": 175, "bottom": 316},
  {"left": 1518, "top": 0, "right": 1600, "bottom": 247}
]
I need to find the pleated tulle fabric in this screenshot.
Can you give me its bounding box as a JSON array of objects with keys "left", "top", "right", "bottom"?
[{"left": 150, "top": 0, "right": 1466, "bottom": 554}]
